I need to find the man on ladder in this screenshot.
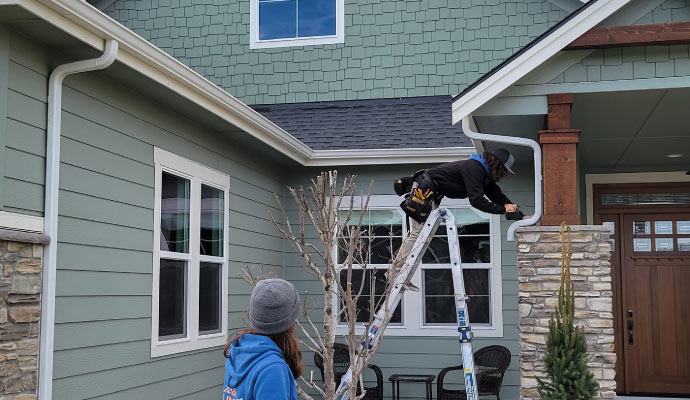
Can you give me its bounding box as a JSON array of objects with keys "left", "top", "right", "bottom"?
[{"left": 337, "top": 148, "right": 526, "bottom": 400}]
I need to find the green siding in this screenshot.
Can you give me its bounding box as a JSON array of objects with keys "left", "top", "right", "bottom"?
[
  {"left": 3, "top": 28, "right": 287, "bottom": 399},
  {"left": 0, "top": 27, "right": 8, "bottom": 210},
  {"left": 104, "top": 0, "right": 569, "bottom": 104},
  {"left": 548, "top": 45, "right": 690, "bottom": 84},
  {"left": 283, "top": 165, "right": 534, "bottom": 399},
  {"left": 635, "top": 0, "right": 690, "bottom": 24}
]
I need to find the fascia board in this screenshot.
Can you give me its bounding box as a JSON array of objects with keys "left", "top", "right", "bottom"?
[
  {"left": 15, "top": 0, "right": 313, "bottom": 163},
  {"left": 306, "top": 147, "right": 475, "bottom": 166},
  {"left": 451, "top": 0, "right": 631, "bottom": 124}
]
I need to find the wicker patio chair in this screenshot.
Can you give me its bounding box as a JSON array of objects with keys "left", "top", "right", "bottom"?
[
  {"left": 437, "top": 345, "right": 511, "bottom": 400},
  {"left": 314, "top": 342, "right": 384, "bottom": 400}
]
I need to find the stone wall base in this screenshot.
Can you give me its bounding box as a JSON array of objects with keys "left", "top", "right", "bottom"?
[
  {"left": 516, "top": 226, "right": 616, "bottom": 399},
  {"left": 0, "top": 240, "right": 42, "bottom": 399}
]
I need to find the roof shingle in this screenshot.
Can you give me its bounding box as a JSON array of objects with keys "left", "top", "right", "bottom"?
[{"left": 252, "top": 96, "right": 471, "bottom": 150}]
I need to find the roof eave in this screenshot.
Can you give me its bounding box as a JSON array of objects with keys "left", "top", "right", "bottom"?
[
  {"left": 306, "top": 147, "right": 476, "bottom": 166},
  {"left": 9, "top": 0, "right": 313, "bottom": 163},
  {"left": 5, "top": 0, "right": 478, "bottom": 166},
  {"left": 451, "top": 0, "right": 631, "bottom": 124}
]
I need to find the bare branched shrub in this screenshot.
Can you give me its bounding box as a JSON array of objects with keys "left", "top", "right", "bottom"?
[{"left": 269, "top": 171, "right": 399, "bottom": 400}]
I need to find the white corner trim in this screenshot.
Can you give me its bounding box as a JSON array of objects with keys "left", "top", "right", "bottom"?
[
  {"left": 451, "top": 0, "right": 631, "bottom": 124},
  {"left": 0, "top": 211, "right": 44, "bottom": 233},
  {"left": 585, "top": 172, "right": 690, "bottom": 224},
  {"left": 249, "top": 0, "right": 345, "bottom": 50},
  {"left": 307, "top": 147, "right": 476, "bottom": 166}
]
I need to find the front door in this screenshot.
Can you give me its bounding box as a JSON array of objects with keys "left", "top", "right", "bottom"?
[{"left": 621, "top": 213, "right": 690, "bottom": 394}]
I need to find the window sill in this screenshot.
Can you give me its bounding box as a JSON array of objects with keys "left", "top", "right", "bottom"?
[
  {"left": 335, "top": 324, "right": 503, "bottom": 338},
  {"left": 250, "top": 35, "right": 344, "bottom": 49},
  {"left": 151, "top": 333, "right": 227, "bottom": 358}
]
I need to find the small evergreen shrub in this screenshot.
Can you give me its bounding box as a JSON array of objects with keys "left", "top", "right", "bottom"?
[{"left": 537, "top": 223, "right": 599, "bottom": 400}]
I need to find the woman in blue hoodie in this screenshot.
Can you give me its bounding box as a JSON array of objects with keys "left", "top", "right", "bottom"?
[{"left": 224, "top": 278, "right": 302, "bottom": 400}]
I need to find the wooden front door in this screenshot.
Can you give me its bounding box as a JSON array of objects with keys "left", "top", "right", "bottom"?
[{"left": 621, "top": 213, "right": 690, "bottom": 394}]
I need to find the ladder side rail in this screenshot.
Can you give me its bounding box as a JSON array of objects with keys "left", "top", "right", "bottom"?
[
  {"left": 335, "top": 210, "right": 443, "bottom": 399},
  {"left": 445, "top": 211, "right": 479, "bottom": 400}
]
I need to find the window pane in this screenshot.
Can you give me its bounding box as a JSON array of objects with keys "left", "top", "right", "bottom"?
[
  {"left": 199, "top": 262, "right": 222, "bottom": 334},
  {"left": 259, "top": 0, "right": 297, "bottom": 40},
  {"left": 201, "top": 185, "right": 224, "bottom": 257},
  {"left": 423, "top": 269, "right": 490, "bottom": 325},
  {"left": 160, "top": 172, "right": 190, "bottom": 253},
  {"left": 370, "top": 237, "right": 401, "bottom": 264},
  {"left": 298, "top": 0, "right": 336, "bottom": 37},
  {"left": 423, "top": 224, "right": 490, "bottom": 264},
  {"left": 459, "top": 235, "right": 491, "bottom": 263},
  {"left": 425, "top": 297, "right": 456, "bottom": 324},
  {"left": 339, "top": 270, "right": 401, "bottom": 324},
  {"left": 159, "top": 259, "right": 187, "bottom": 339},
  {"left": 423, "top": 236, "right": 450, "bottom": 264}
]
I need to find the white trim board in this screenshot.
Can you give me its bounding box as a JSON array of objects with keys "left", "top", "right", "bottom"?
[
  {"left": 249, "top": 0, "right": 344, "bottom": 49},
  {"left": 585, "top": 172, "right": 690, "bottom": 224},
  {"left": 0, "top": 211, "right": 44, "bottom": 233},
  {"left": 334, "top": 195, "right": 504, "bottom": 338},
  {"left": 451, "top": 0, "right": 631, "bottom": 124}
]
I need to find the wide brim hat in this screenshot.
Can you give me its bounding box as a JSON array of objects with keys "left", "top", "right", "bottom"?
[{"left": 491, "top": 148, "right": 515, "bottom": 175}]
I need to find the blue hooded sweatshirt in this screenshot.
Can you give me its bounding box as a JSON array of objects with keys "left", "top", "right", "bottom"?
[{"left": 224, "top": 334, "right": 297, "bottom": 400}]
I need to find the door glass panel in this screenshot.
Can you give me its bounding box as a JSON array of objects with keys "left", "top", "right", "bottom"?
[
  {"left": 633, "top": 238, "right": 652, "bottom": 252},
  {"left": 200, "top": 185, "right": 224, "bottom": 257},
  {"left": 654, "top": 221, "right": 673, "bottom": 235},
  {"left": 160, "top": 172, "right": 190, "bottom": 253},
  {"left": 633, "top": 221, "right": 650, "bottom": 235},
  {"left": 159, "top": 259, "right": 187, "bottom": 339},
  {"left": 678, "top": 238, "right": 690, "bottom": 251},
  {"left": 678, "top": 221, "right": 690, "bottom": 234},
  {"left": 199, "top": 262, "right": 222, "bottom": 335},
  {"left": 602, "top": 192, "right": 690, "bottom": 206},
  {"left": 655, "top": 238, "right": 674, "bottom": 252},
  {"left": 603, "top": 221, "right": 615, "bottom": 234}
]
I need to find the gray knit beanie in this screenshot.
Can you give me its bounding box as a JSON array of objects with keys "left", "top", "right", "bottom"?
[{"left": 249, "top": 278, "right": 300, "bottom": 335}]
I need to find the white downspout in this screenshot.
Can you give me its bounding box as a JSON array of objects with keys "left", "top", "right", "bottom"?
[
  {"left": 461, "top": 115, "right": 542, "bottom": 241},
  {"left": 39, "top": 39, "right": 118, "bottom": 400}
]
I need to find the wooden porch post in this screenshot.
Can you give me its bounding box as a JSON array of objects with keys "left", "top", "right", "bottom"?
[{"left": 539, "top": 94, "right": 580, "bottom": 225}]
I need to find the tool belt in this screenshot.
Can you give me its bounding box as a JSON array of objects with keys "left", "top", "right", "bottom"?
[{"left": 395, "top": 170, "right": 442, "bottom": 223}]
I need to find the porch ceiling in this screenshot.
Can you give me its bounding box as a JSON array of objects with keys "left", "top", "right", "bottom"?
[{"left": 573, "top": 88, "right": 690, "bottom": 170}]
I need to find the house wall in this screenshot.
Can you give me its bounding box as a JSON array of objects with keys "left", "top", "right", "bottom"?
[
  {"left": 284, "top": 163, "right": 535, "bottom": 399},
  {"left": 102, "top": 0, "right": 569, "bottom": 105},
  {"left": 548, "top": 44, "right": 690, "bottom": 86},
  {"left": 1, "top": 26, "right": 287, "bottom": 399},
  {"left": 635, "top": 0, "right": 690, "bottom": 24}
]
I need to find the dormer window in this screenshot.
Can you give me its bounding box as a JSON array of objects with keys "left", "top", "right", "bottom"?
[{"left": 250, "top": 0, "right": 344, "bottom": 49}]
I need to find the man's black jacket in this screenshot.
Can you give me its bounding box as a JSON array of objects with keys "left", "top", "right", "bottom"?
[{"left": 425, "top": 159, "right": 512, "bottom": 214}]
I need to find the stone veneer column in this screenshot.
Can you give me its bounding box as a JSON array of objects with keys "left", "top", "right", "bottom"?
[
  {"left": 516, "top": 225, "right": 616, "bottom": 400},
  {"left": 0, "top": 229, "right": 49, "bottom": 400}
]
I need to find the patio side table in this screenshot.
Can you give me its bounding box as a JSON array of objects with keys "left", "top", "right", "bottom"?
[{"left": 389, "top": 374, "right": 435, "bottom": 400}]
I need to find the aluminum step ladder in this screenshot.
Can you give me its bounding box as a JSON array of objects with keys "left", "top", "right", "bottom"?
[{"left": 337, "top": 207, "right": 478, "bottom": 400}]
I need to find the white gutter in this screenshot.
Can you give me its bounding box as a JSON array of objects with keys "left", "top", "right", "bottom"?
[
  {"left": 307, "top": 147, "right": 475, "bottom": 166},
  {"left": 461, "top": 116, "right": 542, "bottom": 241},
  {"left": 39, "top": 39, "right": 119, "bottom": 400}
]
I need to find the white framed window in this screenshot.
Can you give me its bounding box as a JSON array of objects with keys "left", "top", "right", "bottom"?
[
  {"left": 151, "top": 148, "right": 230, "bottom": 357},
  {"left": 335, "top": 195, "right": 503, "bottom": 338},
  {"left": 249, "top": 0, "right": 344, "bottom": 49}
]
